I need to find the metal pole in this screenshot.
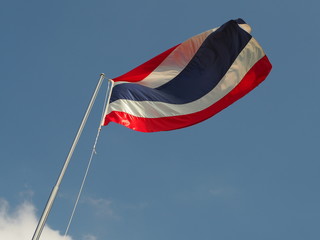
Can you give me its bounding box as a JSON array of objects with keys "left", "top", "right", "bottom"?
[{"left": 32, "top": 73, "right": 106, "bottom": 240}]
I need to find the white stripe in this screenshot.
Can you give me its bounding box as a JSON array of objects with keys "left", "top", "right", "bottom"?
[
  {"left": 114, "top": 23, "right": 251, "bottom": 89},
  {"left": 108, "top": 38, "right": 264, "bottom": 118},
  {"left": 239, "top": 23, "right": 251, "bottom": 33}
]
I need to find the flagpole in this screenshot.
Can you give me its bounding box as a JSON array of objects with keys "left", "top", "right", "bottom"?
[{"left": 32, "top": 73, "right": 106, "bottom": 240}]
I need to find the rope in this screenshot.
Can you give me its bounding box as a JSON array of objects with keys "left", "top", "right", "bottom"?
[{"left": 63, "top": 79, "right": 113, "bottom": 238}]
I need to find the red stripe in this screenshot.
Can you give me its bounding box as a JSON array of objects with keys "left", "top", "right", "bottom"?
[
  {"left": 104, "top": 56, "right": 272, "bottom": 132},
  {"left": 113, "top": 44, "right": 180, "bottom": 83}
]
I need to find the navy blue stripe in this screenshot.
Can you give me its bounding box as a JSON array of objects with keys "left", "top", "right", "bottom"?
[
  {"left": 234, "top": 18, "right": 246, "bottom": 24},
  {"left": 110, "top": 20, "right": 252, "bottom": 104}
]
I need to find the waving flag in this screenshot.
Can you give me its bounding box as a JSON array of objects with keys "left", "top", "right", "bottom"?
[{"left": 103, "top": 19, "right": 272, "bottom": 132}]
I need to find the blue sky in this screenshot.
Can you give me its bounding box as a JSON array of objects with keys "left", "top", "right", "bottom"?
[{"left": 1, "top": 0, "right": 319, "bottom": 240}]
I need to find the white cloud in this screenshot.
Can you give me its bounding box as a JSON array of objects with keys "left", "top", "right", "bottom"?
[
  {"left": 84, "top": 197, "right": 115, "bottom": 218},
  {"left": 18, "top": 189, "right": 34, "bottom": 200},
  {"left": 0, "top": 198, "right": 72, "bottom": 240},
  {"left": 209, "top": 188, "right": 224, "bottom": 196},
  {"left": 209, "top": 186, "right": 237, "bottom": 197},
  {"left": 82, "top": 234, "right": 97, "bottom": 240}
]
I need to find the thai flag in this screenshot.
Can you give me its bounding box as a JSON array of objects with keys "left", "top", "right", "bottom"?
[{"left": 103, "top": 19, "right": 272, "bottom": 132}]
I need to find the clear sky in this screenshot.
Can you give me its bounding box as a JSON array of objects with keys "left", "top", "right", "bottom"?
[{"left": 1, "top": 0, "right": 319, "bottom": 240}]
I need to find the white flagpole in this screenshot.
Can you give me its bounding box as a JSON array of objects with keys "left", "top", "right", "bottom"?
[{"left": 32, "top": 73, "right": 106, "bottom": 240}]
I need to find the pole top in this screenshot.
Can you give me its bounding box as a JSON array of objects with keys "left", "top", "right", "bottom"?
[{"left": 100, "top": 73, "right": 105, "bottom": 77}]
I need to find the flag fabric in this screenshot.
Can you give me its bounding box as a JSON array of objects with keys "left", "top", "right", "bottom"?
[{"left": 103, "top": 19, "right": 272, "bottom": 132}]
